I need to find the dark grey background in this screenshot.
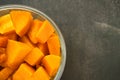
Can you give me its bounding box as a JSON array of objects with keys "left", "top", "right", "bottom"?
[{"left": 0, "top": 0, "right": 120, "bottom": 80}]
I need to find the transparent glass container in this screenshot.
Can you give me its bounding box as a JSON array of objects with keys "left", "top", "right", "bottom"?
[{"left": 0, "top": 5, "right": 66, "bottom": 80}]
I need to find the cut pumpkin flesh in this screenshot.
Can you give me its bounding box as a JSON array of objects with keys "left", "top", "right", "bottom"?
[
  {"left": 10, "top": 10, "right": 33, "bottom": 37},
  {"left": 0, "top": 14, "right": 15, "bottom": 34},
  {"left": 5, "top": 40, "right": 32, "bottom": 69}
]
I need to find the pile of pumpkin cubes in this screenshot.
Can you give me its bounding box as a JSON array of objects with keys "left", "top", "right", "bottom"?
[{"left": 0, "top": 10, "right": 61, "bottom": 80}]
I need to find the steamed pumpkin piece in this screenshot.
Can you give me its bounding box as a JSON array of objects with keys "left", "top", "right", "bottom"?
[
  {"left": 37, "top": 43, "right": 49, "bottom": 55},
  {"left": 0, "top": 67, "right": 15, "bottom": 80},
  {"left": 31, "top": 66, "right": 50, "bottom": 80},
  {"left": 42, "top": 55, "right": 61, "bottom": 77},
  {"left": 13, "top": 63, "right": 35, "bottom": 80},
  {"left": 36, "top": 20, "right": 55, "bottom": 44},
  {"left": 5, "top": 40, "right": 32, "bottom": 68},
  {"left": 47, "top": 33, "right": 60, "bottom": 56},
  {"left": 25, "top": 47, "right": 44, "bottom": 66},
  {"left": 20, "top": 36, "right": 35, "bottom": 48},
  {"left": 28, "top": 19, "right": 43, "bottom": 44},
  {"left": 10, "top": 10, "right": 33, "bottom": 37},
  {"left": 0, "top": 14, "right": 15, "bottom": 34}
]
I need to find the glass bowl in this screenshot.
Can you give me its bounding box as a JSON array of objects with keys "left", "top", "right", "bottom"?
[{"left": 0, "top": 5, "right": 66, "bottom": 80}]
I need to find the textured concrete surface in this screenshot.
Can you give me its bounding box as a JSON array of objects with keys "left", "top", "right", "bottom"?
[{"left": 0, "top": 0, "right": 120, "bottom": 80}]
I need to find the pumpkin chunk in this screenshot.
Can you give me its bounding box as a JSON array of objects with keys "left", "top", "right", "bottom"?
[
  {"left": 42, "top": 55, "right": 61, "bottom": 77},
  {"left": 28, "top": 19, "right": 43, "bottom": 43},
  {"left": 25, "top": 47, "right": 44, "bottom": 66},
  {"left": 0, "top": 14, "right": 15, "bottom": 34},
  {"left": 5, "top": 40, "right": 32, "bottom": 69},
  {"left": 47, "top": 33, "right": 60, "bottom": 56},
  {"left": 32, "top": 66, "right": 50, "bottom": 80},
  {"left": 36, "top": 20, "right": 54, "bottom": 44},
  {"left": 10, "top": 10, "right": 33, "bottom": 37},
  {"left": 13, "top": 63, "right": 35, "bottom": 80}
]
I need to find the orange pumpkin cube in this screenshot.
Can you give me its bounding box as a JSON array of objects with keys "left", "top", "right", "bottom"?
[
  {"left": 47, "top": 33, "right": 60, "bottom": 56},
  {"left": 42, "top": 55, "right": 61, "bottom": 77},
  {"left": 5, "top": 40, "right": 32, "bottom": 68},
  {"left": 10, "top": 10, "right": 33, "bottom": 37},
  {"left": 28, "top": 19, "right": 43, "bottom": 43},
  {"left": 0, "top": 14, "right": 15, "bottom": 34},
  {"left": 36, "top": 20, "right": 54, "bottom": 44},
  {"left": 32, "top": 66, "right": 50, "bottom": 80},
  {"left": 13, "top": 63, "right": 35, "bottom": 80},
  {"left": 25, "top": 47, "right": 44, "bottom": 66}
]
